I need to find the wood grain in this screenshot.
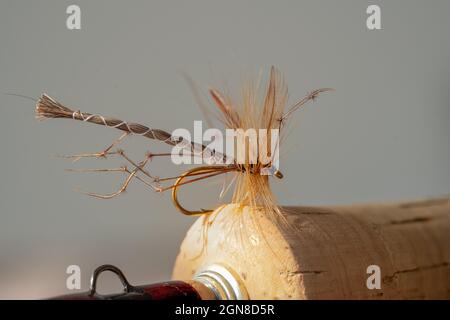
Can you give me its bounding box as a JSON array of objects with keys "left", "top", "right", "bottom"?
[{"left": 172, "top": 197, "right": 450, "bottom": 299}]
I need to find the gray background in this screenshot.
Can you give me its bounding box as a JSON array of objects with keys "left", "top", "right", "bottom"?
[{"left": 1, "top": 0, "right": 449, "bottom": 298}]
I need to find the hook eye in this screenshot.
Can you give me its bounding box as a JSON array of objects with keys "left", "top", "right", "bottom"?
[{"left": 89, "top": 265, "right": 133, "bottom": 296}]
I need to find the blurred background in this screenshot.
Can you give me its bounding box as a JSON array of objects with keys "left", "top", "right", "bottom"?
[{"left": 1, "top": 0, "right": 449, "bottom": 299}]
